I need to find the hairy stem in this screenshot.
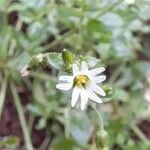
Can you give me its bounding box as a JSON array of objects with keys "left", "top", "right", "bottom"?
[
  {"left": 64, "top": 103, "right": 70, "bottom": 138},
  {"left": 92, "top": 104, "right": 104, "bottom": 130},
  {"left": 0, "top": 76, "right": 7, "bottom": 120},
  {"left": 11, "top": 82, "right": 34, "bottom": 150}
]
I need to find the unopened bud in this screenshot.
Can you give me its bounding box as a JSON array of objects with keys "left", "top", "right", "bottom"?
[
  {"left": 95, "top": 130, "right": 109, "bottom": 150},
  {"left": 103, "top": 85, "right": 112, "bottom": 96},
  {"left": 62, "top": 49, "right": 75, "bottom": 65},
  {"left": 21, "top": 54, "right": 48, "bottom": 76}
]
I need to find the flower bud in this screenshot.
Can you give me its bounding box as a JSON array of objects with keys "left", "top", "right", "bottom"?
[
  {"left": 95, "top": 130, "right": 109, "bottom": 150},
  {"left": 103, "top": 85, "right": 112, "bottom": 96},
  {"left": 21, "top": 54, "right": 48, "bottom": 76},
  {"left": 62, "top": 49, "right": 75, "bottom": 65},
  {"left": 27, "top": 54, "right": 47, "bottom": 71}
]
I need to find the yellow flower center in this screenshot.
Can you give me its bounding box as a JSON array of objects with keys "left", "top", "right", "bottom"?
[{"left": 73, "top": 75, "right": 89, "bottom": 88}]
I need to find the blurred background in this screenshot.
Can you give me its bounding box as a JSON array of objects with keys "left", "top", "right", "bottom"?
[{"left": 0, "top": 0, "right": 150, "bottom": 149}]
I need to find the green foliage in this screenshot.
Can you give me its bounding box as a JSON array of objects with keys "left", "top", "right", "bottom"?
[
  {"left": 0, "top": 0, "right": 150, "bottom": 149},
  {"left": 0, "top": 136, "right": 19, "bottom": 149},
  {"left": 51, "top": 138, "right": 81, "bottom": 150}
]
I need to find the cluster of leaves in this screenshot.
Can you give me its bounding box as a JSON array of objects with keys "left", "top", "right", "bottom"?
[{"left": 0, "top": 0, "right": 150, "bottom": 149}]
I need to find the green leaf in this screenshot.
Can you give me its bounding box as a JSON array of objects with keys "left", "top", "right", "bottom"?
[
  {"left": 0, "top": 136, "right": 19, "bottom": 149},
  {"left": 8, "top": 3, "right": 27, "bottom": 12},
  {"left": 0, "top": 0, "right": 7, "bottom": 12},
  {"left": 134, "top": 61, "right": 150, "bottom": 77},
  {"left": 84, "top": 56, "right": 100, "bottom": 68},
  {"left": 112, "top": 88, "right": 129, "bottom": 102},
  {"left": 70, "top": 112, "right": 92, "bottom": 146},
  {"left": 47, "top": 52, "right": 63, "bottom": 70},
  {"left": 56, "top": 6, "right": 81, "bottom": 27},
  {"left": 33, "top": 82, "right": 49, "bottom": 106},
  {"left": 116, "top": 68, "right": 134, "bottom": 87},
  {"left": 96, "top": 43, "right": 111, "bottom": 61},
  {"left": 100, "top": 12, "right": 123, "bottom": 29},
  {"left": 86, "top": 19, "right": 102, "bottom": 33},
  {"left": 52, "top": 138, "right": 80, "bottom": 150}
]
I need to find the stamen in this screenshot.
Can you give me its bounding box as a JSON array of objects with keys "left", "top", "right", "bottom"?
[{"left": 73, "top": 75, "right": 89, "bottom": 88}]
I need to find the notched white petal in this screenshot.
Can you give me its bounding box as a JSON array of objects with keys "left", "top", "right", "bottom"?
[
  {"left": 59, "top": 75, "right": 74, "bottom": 82},
  {"left": 93, "top": 75, "right": 106, "bottom": 83},
  {"left": 80, "top": 89, "right": 88, "bottom": 110},
  {"left": 56, "top": 83, "right": 72, "bottom": 91},
  {"left": 81, "top": 61, "right": 88, "bottom": 72},
  {"left": 91, "top": 84, "right": 106, "bottom": 96},
  {"left": 88, "top": 89, "right": 103, "bottom": 103},
  {"left": 71, "top": 87, "right": 80, "bottom": 107},
  {"left": 72, "top": 64, "right": 79, "bottom": 75},
  {"left": 89, "top": 67, "right": 105, "bottom": 77}
]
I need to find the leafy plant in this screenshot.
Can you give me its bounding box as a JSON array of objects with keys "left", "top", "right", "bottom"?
[{"left": 0, "top": 0, "right": 150, "bottom": 149}]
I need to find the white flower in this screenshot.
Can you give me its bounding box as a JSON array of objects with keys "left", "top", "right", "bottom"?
[
  {"left": 124, "top": 0, "right": 135, "bottom": 4},
  {"left": 56, "top": 61, "right": 106, "bottom": 110}
]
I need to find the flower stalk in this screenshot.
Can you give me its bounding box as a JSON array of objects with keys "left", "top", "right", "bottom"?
[
  {"left": 0, "top": 75, "right": 7, "bottom": 120},
  {"left": 11, "top": 82, "right": 34, "bottom": 150}
]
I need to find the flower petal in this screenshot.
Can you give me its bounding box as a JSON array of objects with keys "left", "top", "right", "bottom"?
[
  {"left": 88, "top": 89, "right": 103, "bottom": 103},
  {"left": 89, "top": 67, "right": 105, "bottom": 77},
  {"left": 72, "top": 64, "right": 79, "bottom": 75},
  {"left": 56, "top": 83, "right": 72, "bottom": 91},
  {"left": 59, "top": 75, "right": 74, "bottom": 82},
  {"left": 81, "top": 61, "right": 88, "bottom": 72},
  {"left": 91, "top": 84, "right": 106, "bottom": 96},
  {"left": 71, "top": 87, "right": 80, "bottom": 107},
  {"left": 80, "top": 89, "right": 88, "bottom": 110},
  {"left": 93, "top": 75, "right": 106, "bottom": 83}
]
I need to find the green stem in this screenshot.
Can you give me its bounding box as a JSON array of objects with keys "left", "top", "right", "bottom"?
[
  {"left": 11, "top": 82, "right": 34, "bottom": 150},
  {"left": 0, "top": 76, "right": 7, "bottom": 120},
  {"left": 64, "top": 103, "right": 70, "bottom": 138},
  {"left": 8, "top": 20, "right": 22, "bottom": 56},
  {"left": 92, "top": 104, "right": 104, "bottom": 130},
  {"left": 28, "top": 114, "right": 35, "bottom": 135}
]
